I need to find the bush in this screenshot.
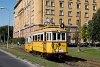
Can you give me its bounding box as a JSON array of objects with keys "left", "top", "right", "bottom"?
[{"left": 12, "top": 37, "right": 25, "bottom": 45}]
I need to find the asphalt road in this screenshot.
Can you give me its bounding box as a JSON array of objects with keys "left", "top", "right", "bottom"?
[{"left": 0, "top": 49, "right": 37, "bottom": 67}]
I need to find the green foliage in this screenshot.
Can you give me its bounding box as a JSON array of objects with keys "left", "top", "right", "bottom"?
[
  {"left": 81, "top": 24, "right": 89, "bottom": 42},
  {"left": 88, "top": 20, "right": 93, "bottom": 40},
  {"left": 12, "top": 38, "right": 18, "bottom": 44},
  {"left": 0, "top": 25, "right": 13, "bottom": 43},
  {"left": 89, "top": 8, "right": 100, "bottom": 42},
  {"left": 72, "top": 31, "right": 79, "bottom": 44},
  {"left": 12, "top": 37, "right": 25, "bottom": 44}
]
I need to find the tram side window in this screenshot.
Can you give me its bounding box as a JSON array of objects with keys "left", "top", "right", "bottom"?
[
  {"left": 53, "top": 33, "right": 56, "bottom": 40},
  {"left": 46, "top": 33, "right": 51, "bottom": 41},
  {"left": 38, "top": 35, "right": 40, "bottom": 41},
  {"left": 62, "top": 33, "right": 65, "bottom": 40},
  {"left": 35, "top": 35, "right": 37, "bottom": 41},
  {"left": 40, "top": 34, "right": 43, "bottom": 41},
  {"left": 50, "top": 33, "right": 51, "bottom": 40},
  {"left": 47, "top": 33, "right": 49, "bottom": 40},
  {"left": 33, "top": 36, "right": 34, "bottom": 41}
]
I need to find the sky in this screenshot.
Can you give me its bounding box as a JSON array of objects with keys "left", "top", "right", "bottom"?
[{"left": 0, "top": 0, "right": 16, "bottom": 26}]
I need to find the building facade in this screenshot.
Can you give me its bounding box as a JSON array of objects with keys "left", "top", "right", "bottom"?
[{"left": 13, "top": 0, "right": 100, "bottom": 42}]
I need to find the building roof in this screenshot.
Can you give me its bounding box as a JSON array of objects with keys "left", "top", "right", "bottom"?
[{"left": 14, "top": 0, "right": 22, "bottom": 9}]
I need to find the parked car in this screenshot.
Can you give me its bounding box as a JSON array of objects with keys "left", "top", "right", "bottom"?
[
  {"left": 67, "top": 43, "right": 77, "bottom": 47},
  {"left": 80, "top": 42, "right": 88, "bottom": 47}
]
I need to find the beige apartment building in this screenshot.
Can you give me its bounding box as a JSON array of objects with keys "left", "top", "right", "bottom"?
[{"left": 13, "top": 0, "right": 100, "bottom": 42}]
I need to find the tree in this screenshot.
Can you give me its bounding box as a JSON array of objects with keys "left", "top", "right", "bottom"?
[
  {"left": 91, "top": 8, "right": 100, "bottom": 42},
  {"left": 72, "top": 30, "right": 79, "bottom": 44},
  {"left": 88, "top": 20, "right": 93, "bottom": 39},
  {"left": 0, "top": 25, "right": 13, "bottom": 43},
  {"left": 72, "top": 30, "right": 81, "bottom": 52},
  {"left": 81, "top": 24, "right": 89, "bottom": 42}
]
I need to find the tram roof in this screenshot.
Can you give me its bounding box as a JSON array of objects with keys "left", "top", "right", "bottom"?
[{"left": 32, "top": 25, "right": 66, "bottom": 34}]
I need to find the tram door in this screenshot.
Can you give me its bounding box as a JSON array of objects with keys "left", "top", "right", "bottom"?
[{"left": 43, "top": 32, "right": 47, "bottom": 52}]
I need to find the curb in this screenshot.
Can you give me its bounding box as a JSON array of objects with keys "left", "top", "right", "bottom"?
[{"left": 0, "top": 48, "right": 40, "bottom": 67}]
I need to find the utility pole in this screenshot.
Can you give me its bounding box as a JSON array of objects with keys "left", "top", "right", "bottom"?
[
  {"left": 77, "top": 11, "right": 81, "bottom": 52},
  {"left": 0, "top": 7, "right": 10, "bottom": 49}
]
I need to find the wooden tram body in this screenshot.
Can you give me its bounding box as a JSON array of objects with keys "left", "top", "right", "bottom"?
[{"left": 25, "top": 25, "right": 68, "bottom": 57}]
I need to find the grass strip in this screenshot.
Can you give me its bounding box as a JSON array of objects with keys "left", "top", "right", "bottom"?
[
  {"left": 0, "top": 47, "right": 61, "bottom": 67},
  {"left": 68, "top": 47, "right": 100, "bottom": 61}
]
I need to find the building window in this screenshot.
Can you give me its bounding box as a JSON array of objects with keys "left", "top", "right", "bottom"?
[
  {"left": 46, "top": 1, "right": 49, "bottom": 6},
  {"left": 46, "top": 9, "right": 49, "bottom": 14},
  {"left": 68, "top": 11, "right": 72, "bottom": 17},
  {"left": 85, "top": 12, "right": 88, "bottom": 18},
  {"left": 51, "top": 10, "right": 54, "bottom": 15},
  {"left": 68, "top": 0, "right": 72, "bottom": 1},
  {"left": 77, "top": 0, "right": 80, "bottom": 2},
  {"left": 59, "top": 18, "right": 63, "bottom": 24},
  {"left": 85, "top": 0, "right": 88, "bottom": 2},
  {"left": 50, "top": 18, "right": 54, "bottom": 23},
  {"left": 60, "top": 2, "right": 63, "bottom": 7},
  {"left": 31, "top": 10, "right": 34, "bottom": 16},
  {"left": 85, "top": 5, "right": 88, "bottom": 10},
  {"left": 93, "top": 5, "right": 96, "bottom": 10},
  {"left": 68, "top": 19, "right": 71, "bottom": 24},
  {"left": 51, "top": 1, "right": 54, "bottom": 6},
  {"left": 68, "top": 3, "right": 72, "bottom": 9},
  {"left": 46, "top": 17, "right": 49, "bottom": 22},
  {"left": 84, "top": 20, "right": 88, "bottom": 24},
  {"left": 93, "top": 0, "right": 96, "bottom": 3},
  {"left": 59, "top": 10, "right": 63, "bottom": 15},
  {"left": 93, "top": 13, "right": 96, "bottom": 16},
  {"left": 76, "top": 12, "right": 80, "bottom": 17},
  {"left": 76, "top": 20, "right": 79, "bottom": 25},
  {"left": 77, "top": 4, "right": 80, "bottom": 9}
]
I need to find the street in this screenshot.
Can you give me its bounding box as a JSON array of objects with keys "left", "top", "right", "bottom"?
[{"left": 0, "top": 49, "right": 37, "bottom": 67}]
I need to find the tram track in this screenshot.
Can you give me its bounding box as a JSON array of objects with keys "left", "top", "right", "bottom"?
[
  {"left": 13, "top": 47, "right": 100, "bottom": 67},
  {"left": 46, "top": 55, "right": 100, "bottom": 67}
]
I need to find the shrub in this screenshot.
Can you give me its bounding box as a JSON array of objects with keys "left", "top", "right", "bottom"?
[{"left": 12, "top": 37, "right": 25, "bottom": 45}]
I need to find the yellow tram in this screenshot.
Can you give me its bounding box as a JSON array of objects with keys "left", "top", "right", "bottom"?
[{"left": 25, "top": 25, "right": 68, "bottom": 58}]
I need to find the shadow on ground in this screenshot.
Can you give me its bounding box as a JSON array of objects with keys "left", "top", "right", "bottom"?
[{"left": 48, "top": 55, "right": 87, "bottom": 63}]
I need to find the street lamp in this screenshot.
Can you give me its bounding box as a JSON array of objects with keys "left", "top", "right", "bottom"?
[{"left": 0, "top": 7, "right": 10, "bottom": 49}]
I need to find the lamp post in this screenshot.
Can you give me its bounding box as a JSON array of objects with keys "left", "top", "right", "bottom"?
[{"left": 0, "top": 7, "right": 10, "bottom": 49}]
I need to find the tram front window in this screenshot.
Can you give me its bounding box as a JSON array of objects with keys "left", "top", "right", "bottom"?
[
  {"left": 40, "top": 34, "right": 43, "bottom": 41},
  {"left": 62, "top": 33, "right": 65, "bottom": 40},
  {"left": 58, "top": 33, "right": 60, "bottom": 40},
  {"left": 53, "top": 33, "right": 56, "bottom": 40}
]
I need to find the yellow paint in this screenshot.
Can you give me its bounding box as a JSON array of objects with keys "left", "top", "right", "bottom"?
[
  {"left": 32, "top": 42, "right": 44, "bottom": 52},
  {"left": 25, "top": 41, "right": 68, "bottom": 53},
  {"left": 25, "top": 43, "right": 32, "bottom": 52},
  {"left": 46, "top": 42, "right": 67, "bottom": 53}
]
